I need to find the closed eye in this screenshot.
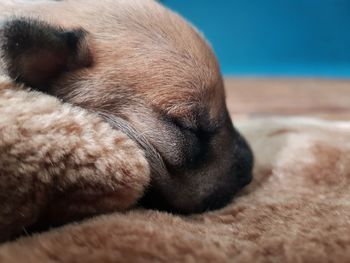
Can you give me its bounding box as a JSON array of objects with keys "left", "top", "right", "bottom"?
[
  {"left": 162, "top": 115, "right": 218, "bottom": 170},
  {"left": 169, "top": 115, "right": 219, "bottom": 141}
]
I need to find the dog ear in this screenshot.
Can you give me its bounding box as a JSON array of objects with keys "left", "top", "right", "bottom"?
[{"left": 0, "top": 18, "right": 92, "bottom": 89}]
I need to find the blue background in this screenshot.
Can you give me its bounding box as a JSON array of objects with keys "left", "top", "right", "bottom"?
[{"left": 162, "top": 0, "right": 350, "bottom": 78}]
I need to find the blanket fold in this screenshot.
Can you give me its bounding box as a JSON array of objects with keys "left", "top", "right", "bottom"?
[{"left": 0, "top": 78, "right": 150, "bottom": 241}]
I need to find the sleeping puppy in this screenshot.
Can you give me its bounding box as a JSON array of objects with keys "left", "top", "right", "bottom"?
[{"left": 0, "top": 0, "right": 253, "bottom": 214}]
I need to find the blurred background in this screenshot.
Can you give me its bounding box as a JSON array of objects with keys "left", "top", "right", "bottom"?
[{"left": 162, "top": 0, "right": 350, "bottom": 78}]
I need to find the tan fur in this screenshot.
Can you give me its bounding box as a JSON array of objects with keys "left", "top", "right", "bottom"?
[
  {"left": 0, "top": 77, "right": 150, "bottom": 241},
  {"left": 1, "top": 117, "right": 350, "bottom": 262}
]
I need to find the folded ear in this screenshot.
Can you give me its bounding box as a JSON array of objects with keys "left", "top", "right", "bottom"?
[{"left": 0, "top": 18, "right": 92, "bottom": 89}]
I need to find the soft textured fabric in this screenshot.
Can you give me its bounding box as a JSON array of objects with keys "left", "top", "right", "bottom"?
[
  {"left": 0, "top": 77, "right": 150, "bottom": 241},
  {"left": 1, "top": 77, "right": 350, "bottom": 262}
]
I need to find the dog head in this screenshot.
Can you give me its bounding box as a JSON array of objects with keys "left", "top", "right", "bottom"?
[{"left": 0, "top": 0, "right": 253, "bottom": 214}]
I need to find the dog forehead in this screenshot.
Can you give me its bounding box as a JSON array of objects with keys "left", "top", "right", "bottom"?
[
  {"left": 79, "top": 1, "right": 225, "bottom": 120},
  {"left": 91, "top": 44, "right": 223, "bottom": 123}
]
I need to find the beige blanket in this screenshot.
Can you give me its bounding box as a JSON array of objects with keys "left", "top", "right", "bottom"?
[
  {"left": 0, "top": 77, "right": 150, "bottom": 241},
  {"left": 0, "top": 78, "right": 350, "bottom": 262}
]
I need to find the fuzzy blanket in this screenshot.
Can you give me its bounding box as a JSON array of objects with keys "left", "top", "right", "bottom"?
[
  {"left": 1, "top": 78, "right": 350, "bottom": 262},
  {"left": 0, "top": 77, "right": 150, "bottom": 241}
]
